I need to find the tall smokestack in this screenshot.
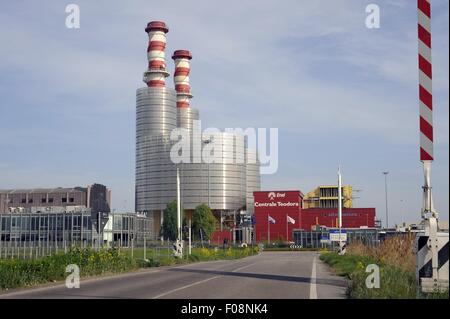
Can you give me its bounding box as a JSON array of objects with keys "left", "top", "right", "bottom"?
[
  {"left": 172, "top": 50, "right": 193, "bottom": 108},
  {"left": 143, "top": 21, "right": 169, "bottom": 87}
]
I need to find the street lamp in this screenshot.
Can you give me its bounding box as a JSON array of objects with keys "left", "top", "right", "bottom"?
[
  {"left": 382, "top": 172, "right": 389, "bottom": 229},
  {"left": 202, "top": 139, "right": 211, "bottom": 207},
  {"left": 400, "top": 199, "right": 405, "bottom": 226}
]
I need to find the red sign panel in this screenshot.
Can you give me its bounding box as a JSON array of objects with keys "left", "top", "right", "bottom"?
[
  {"left": 253, "top": 190, "right": 376, "bottom": 243},
  {"left": 253, "top": 191, "right": 302, "bottom": 242}
]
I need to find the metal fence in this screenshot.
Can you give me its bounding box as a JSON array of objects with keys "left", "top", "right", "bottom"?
[
  {"left": 0, "top": 212, "right": 154, "bottom": 259},
  {"left": 293, "top": 228, "right": 381, "bottom": 249}
]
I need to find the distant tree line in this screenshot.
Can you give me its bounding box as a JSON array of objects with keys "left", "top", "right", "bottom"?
[{"left": 161, "top": 201, "right": 216, "bottom": 243}]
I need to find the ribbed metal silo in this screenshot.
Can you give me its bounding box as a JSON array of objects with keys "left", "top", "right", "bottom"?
[
  {"left": 177, "top": 132, "right": 247, "bottom": 211},
  {"left": 206, "top": 132, "right": 246, "bottom": 211},
  {"left": 135, "top": 88, "right": 178, "bottom": 212},
  {"left": 136, "top": 88, "right": 177, "bottom": 136},
  {"left": 177, "top": 107, "right": 199, "bottom": 131},
  {"left": 136, "top": 21, "right": 177, "bottom": 213}
]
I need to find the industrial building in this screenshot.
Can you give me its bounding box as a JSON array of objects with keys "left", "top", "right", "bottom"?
[
  {"left": 135, "top": 21, "right": 260, "bottom": 239},
  {"left": 303, "top": 185, "right": 353, "bottom": 209},
  {"left": 0, "top": 184, "right": 151, "bottom": 256},
  {"left": 0, "top": 184, "right": 111, "bottom": 214},
  {"left": 0, "top": 206, "right": 152, "bottom": 258},
  {"left": 301, "top": 207, "right": 376, "bottom": 229},
  {"left": 253, "top": 190, "right": 376, "bottom": 242}
]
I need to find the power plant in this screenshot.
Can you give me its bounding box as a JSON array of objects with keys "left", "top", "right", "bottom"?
[{"left": 135, "top": 21, "right": 261, "bottom": 238}]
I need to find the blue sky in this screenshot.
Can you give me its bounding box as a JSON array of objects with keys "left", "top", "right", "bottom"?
[{"left": 0, "top": 0, "right": 448, "bottom": 225}]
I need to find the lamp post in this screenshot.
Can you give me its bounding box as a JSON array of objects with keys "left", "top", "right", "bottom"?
[
  {"left": 174, "top": 166, "right": 183, "bottom": 258},
  {"left": 400, "top": 199, "right": 405, "bottom": 227},
  {"left": 202, "top": 139, "right": 211, "bottom": 207},
  {"left": 382, "top": 172, "right": 389, "bottom": 229},
  {"left": 338, "top": 167, "right": 345, "bottom": 255},
  {"left": 177, "top": 167, "right": 182, "bottom": 242}
]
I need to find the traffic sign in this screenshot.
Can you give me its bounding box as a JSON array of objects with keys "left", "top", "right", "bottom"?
[
  {"left": 320, "top": 235, "right": 331, "bottom": 244},
  {"left": 329, "top": 230, "right": 347, "bottom": 242}
]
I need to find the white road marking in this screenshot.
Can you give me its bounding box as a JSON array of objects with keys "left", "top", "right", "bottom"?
[
  {"left": 310, "top": 256, "right": 318, "bottom": 299},
  {"left": 0, "top": 268, "right": 164, "bottom": 298},
  {"left": 0, "top": 259, "right": 255, "bottom": 299},
  {"left": 152, "top": 262, "right": 257, "bottom": 299},
  {"left": 231, "top": 262, "right": 257, "bottom": 273},
  {"left": 151, "top": 276, "right": 222, "bottom": 299}
]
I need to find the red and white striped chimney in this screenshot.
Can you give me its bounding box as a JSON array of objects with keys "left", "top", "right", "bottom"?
[
  {"left": 143, "top": 21, "right": 169, "bottom": 87},
  {"left": 172, "top": 50, "right": 193, "bottom": 108}
]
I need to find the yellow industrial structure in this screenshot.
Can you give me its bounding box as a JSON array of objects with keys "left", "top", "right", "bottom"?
[{"left": 303, "top": 185, "right": 353, "bottom": 209}]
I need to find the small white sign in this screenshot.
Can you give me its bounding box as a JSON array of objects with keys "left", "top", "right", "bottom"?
[{"left": 330, "top": 232, "right": 347, "bottom": 242}]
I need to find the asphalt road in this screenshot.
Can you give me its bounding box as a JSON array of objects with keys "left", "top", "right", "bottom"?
[{"left": 0, "top": 251, "right": 347, "bottom": 299}]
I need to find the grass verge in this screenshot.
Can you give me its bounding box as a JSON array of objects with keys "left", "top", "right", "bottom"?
[
  {"left": 0, "top": 248, "right": 137, "bottom": 290},
  {"left": 0, "top": 246, "right": 258, "bottom": 290},
  {"left": 320, "top": 252, "right": 416, "bottom": 299},
  {"left": 320, "top": 252, "right": 448, "bottom": 299}
]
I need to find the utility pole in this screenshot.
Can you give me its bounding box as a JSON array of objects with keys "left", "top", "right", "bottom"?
[
  {"left": 202, "top": 139, "right": 211, "bottom": 207},
  {"left": 143, "top": 231, "right": 147, "bottom": 261},
  {"left": 382, "top": 172, "right": 389, "bottom": 229},
  {"left": 177, "top": 167, "right": 181, "bottom": 241},
  {"left": 188, "top": 218, "right": 192, "bottom": 255},
  {"left": 208, "top": 163, "right": 210, "bottom": 207},
  {"left": 174, "top": 167, "right": 183, "bottom": 258},
  {"left": 338, "top": 167, "right": 345, "bottom": 255},
  {"left": 400, "top": 199, "right": 405, "bottom": 226}
]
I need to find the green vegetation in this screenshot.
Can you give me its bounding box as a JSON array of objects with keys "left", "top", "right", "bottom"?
[
  {"left": 162, "top": 200, "right": 178, "bottom": 241},
  {"left": 262, "top": 239, "right": 322, "bottom": 251},
  {"left": 192, "top": 204, "right": 216, "bottom": 241},
  {"left": 320, "top": 252, "right": 416, "bottom": 299},
  {"left": 0, "top": 248, "right": 137, "bottom": 290},
  {"left": 331, "top": 236, "right": 449, "bottom": 299},
  {"left": 161, "top": 202, "right": 216, "bottom": 243},
  {"left": 320, "top": 252, "right": 448, "bottom": 299},
  {"left": 188, "top": 246, "right": 258, "bottom": 262},
  {"left": 0, "top": 246, "right": 258, "bottom": 290},
  {"left": 121, "top": 246, "right": 258, "bottom": 265}
]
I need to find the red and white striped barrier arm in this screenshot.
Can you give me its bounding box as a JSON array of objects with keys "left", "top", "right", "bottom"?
[{"left": 418, "top": 0, "right": 433, "bottom": 161}]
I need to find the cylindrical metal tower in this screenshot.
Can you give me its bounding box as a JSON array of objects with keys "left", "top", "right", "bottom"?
[
  {"left": 177, "top": 133, "right": 247, "bottom": 211},
  {"left": 177, "top": 107, "right": 200, "bottom": 131},
  {"left": 136, "top": 21, "right": 177, "bottom": 213}
]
